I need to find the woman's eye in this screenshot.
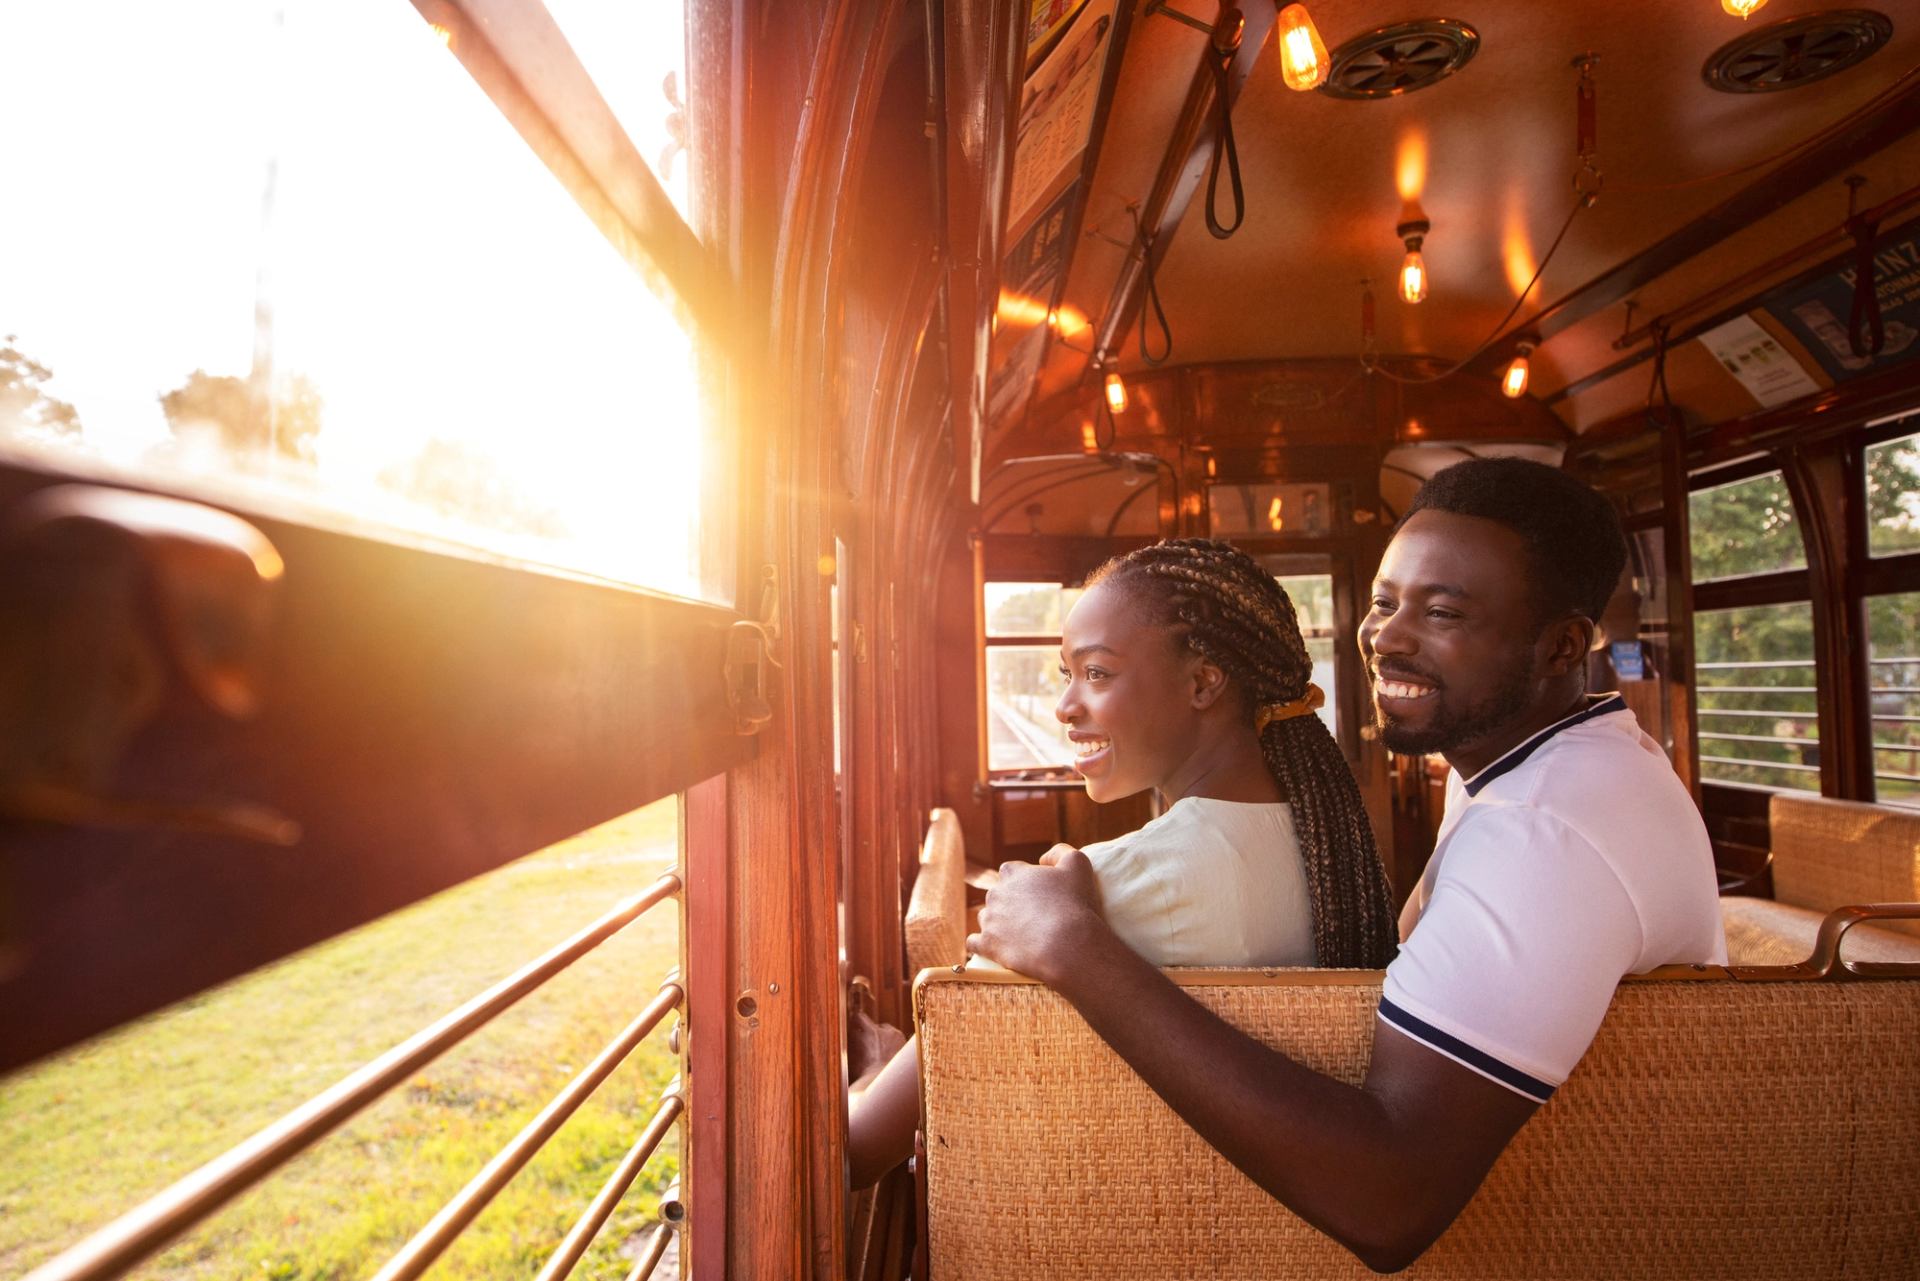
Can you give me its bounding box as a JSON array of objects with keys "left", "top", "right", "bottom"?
[
  {"left": 1370, "top": 597, "right": 1395, "bottom": 613},
  {"left": 1057, "top": 665, "right": 1071, "bottom": 680},
  {"left": 1084, "top": 667, "right": 1109, "bottom": 682}
]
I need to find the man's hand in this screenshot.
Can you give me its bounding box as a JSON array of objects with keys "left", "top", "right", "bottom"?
[{"left": 965, "top": 844, "right": 1116, "bottom": 994}]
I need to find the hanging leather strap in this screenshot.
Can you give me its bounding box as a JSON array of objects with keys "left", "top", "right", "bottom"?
[
  {"left": 1846, "top": 215, "right": 1885, "bottom": 358},
  {"left": 1204, "top": 45, "right": 1244, "bottom": 239}
]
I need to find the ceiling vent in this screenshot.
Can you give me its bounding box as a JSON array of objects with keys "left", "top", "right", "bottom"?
[
  {"left": 1703, "top": 9, "right": 1892, "bottom": 93},
  {"left": 1319, "top": 19, "right": 1479, "bottom": 100}
]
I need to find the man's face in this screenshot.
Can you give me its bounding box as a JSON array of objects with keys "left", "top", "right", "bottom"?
[{"left": 1358, "top": 510, "right": 1546, "bottom": 762}]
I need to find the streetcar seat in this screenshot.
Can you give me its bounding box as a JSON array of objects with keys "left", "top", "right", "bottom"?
[
  {"left": 1721, "top": 794, "right": 1920, "bottom": 966},
  {"left": 915, "top": 955, "right": 1920, "bottom": 1279},
  {"left": 906, "top": 808, "right": 967, "bottom": 972}
]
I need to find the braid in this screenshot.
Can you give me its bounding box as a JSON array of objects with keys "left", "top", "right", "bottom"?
[{"left": 1087, "top": 539, "right": 1398, "bottom": 967}]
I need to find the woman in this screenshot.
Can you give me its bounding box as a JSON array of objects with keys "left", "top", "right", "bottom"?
[{"left": 848, "top": 538, "right": 1395, "bottom": 1187}]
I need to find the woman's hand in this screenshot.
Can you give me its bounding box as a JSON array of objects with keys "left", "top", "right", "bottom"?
[{"left": 965, "top": 844, "right": 1117, "bottom": 996}]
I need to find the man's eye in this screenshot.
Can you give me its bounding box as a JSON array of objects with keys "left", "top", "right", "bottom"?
[{"left": 1427, "top": 608, "right": 1461, "bottom": 621}]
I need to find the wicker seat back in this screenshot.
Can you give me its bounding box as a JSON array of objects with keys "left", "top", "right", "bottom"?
[
  {"left": 1770, "top": 794, "right": 1920, "bottom": 939},
  {"left": 917, "top": 967, "right": 1920, "bottom": 1280}
]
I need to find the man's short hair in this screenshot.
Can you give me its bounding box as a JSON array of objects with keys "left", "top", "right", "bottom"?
[{"left": 1402, "top": 457, "right": 1627, "bottom": 623}]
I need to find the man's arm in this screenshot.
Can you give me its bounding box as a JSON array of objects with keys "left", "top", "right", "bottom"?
[{"left": 967, "top": 849, "right": 1536, "bottom": 1274}]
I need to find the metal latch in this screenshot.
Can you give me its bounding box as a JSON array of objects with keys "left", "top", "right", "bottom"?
[{"left": 722, "top": 566, "right": 781, "bottom": 736}]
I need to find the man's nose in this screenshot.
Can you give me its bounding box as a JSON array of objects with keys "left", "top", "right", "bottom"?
[{"left": 1365, "top": 610, "right": 1415, "bottom": 658}]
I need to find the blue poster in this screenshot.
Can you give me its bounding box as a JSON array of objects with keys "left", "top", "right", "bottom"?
[
  {"left": 1611, "top": 640, "right": 1645, "bottom": 681},
  {"left": 1764, "top": 214, "right": 1920, "bottom": 382}
]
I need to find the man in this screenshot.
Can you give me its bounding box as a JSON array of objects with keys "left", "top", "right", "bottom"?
[{"left": 967, "top": 458, "right": 1726, "bottom": 1271}]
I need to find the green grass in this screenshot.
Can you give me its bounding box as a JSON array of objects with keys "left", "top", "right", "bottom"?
[{"left": 0, "top": 800, "right": 682, "bottom": 1280}]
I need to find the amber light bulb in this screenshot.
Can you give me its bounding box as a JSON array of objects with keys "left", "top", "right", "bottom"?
[
  {"left": 1104, "top": 371, "right": 1129, "bottom": 414},
  {"left": 1277, "top": 4, "right": 1330, "bottom": 91},
  {"left": 1395, "top": 219, "right": 1429, "bottom": 304},
  {"left": 1502, "top": 340, "right": 1536, "bottom": 399},
  {"left": 1721, "top": 0, "right": 1767, "bottom": 17}
]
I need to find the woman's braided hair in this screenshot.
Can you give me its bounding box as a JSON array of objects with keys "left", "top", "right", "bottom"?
[{"left": 1086, "top": 538, "right": 1398, "bottom": 968}]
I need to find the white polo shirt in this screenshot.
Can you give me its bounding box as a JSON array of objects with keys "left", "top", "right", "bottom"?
[{"left": 1378, "top": 694, "right": 1727, "bottom": 1103}]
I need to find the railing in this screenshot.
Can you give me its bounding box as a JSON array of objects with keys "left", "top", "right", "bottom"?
[
  {"left": 1696, "top": 655, "right": 1920, "bottom": 806},
  {"left": 23, "top": 871, "right": 688, "bottom": 1281}
]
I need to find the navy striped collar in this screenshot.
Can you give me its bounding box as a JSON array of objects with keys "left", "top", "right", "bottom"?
[{"left": 1460, "top": 693, "right": 1629, "bottom": 798}]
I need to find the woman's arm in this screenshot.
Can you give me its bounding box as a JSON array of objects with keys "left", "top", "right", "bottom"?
[{"left": 847, "top": 1034, "right": 921, "bottom": 1189}]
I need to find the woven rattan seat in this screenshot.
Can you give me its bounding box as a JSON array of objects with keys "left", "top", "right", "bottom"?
[
  {"left": 906, "top": 808, "right": 968, "bottom": 973},
  {"left": 917, "top": 965, "right": 1920, "bottom": 1280}
]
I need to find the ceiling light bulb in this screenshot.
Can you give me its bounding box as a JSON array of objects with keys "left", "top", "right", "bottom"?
[
  {"left": 1502, "top": 341, "right": 1536, "bottom": 399},
  {"left": 1398, "top": 250, "right": 1427, "bottom": 304},
  {"left": 1104, "top": 371, "right": 1129, "bottom": 414},
  {"left": 1276, "top": 5, "right": 1330, "bottom": 91},
  {"left": 1720, "top": 0, "right": 1767, "bottom": 17},
  {"left": 1395, "top": 220, "right": 1430, "bottom": 304}
]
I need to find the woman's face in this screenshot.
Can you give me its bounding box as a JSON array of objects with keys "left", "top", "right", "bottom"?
[{"left": 1054, "top": 582, "right": 1209, "bottom": 803}]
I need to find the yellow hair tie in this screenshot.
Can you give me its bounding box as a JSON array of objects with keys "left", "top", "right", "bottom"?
[{"left": 1255, "top": 683, "right": 1326, "bottom": 733}]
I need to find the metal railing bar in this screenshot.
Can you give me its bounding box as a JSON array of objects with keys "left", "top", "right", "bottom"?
[
  {"left": 1875, "top": 768, "right": 1920, "bottom": 784},
  {"left": 1699, "top": 708, "right": 1817, "bottom": 720},
  {"left": 1873, "top": 714, "right": 1920, "bottom": 723},
  {"left": 1870, "top": 687, "right": 1920, "bottom": 695},
  {"left": 1873, "top": 742, "right": 1920, "bottom": 755},
  {"left": 1696, "top": 685, "right": 1817, "bottom": 694},
  {"left": 1700, "top": 755, "right": 1822, "bottom": 774},
  {"left": 534, "top": 1086, "right": 686, "bottom": 1281},
  {"left": 1871, "top": 656, "right": 1920, "bottom": 665},
  {"left": 370, "top": 979, "right": 684, "bottom": 1281},
  {"left": 1697, "top": 659, "right": 1817, "bottom": 669},
  {"left": 623, "top": 1224, "right": 674, "bottom": 1281},
  {"left": 1698, "top": 731, "right": 1823, "bottom": 747},
  {"left": 21, "top": 872, "right": 682, "bottom": 1281}
]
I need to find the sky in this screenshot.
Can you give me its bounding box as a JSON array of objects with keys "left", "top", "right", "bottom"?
[{"left": 0, "top": 0, "right": 708, "bottom": 597}]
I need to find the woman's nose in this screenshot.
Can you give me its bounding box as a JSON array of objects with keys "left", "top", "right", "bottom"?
[{"left": 1055, "top": 678, "right": 1080, "bottom": 723}]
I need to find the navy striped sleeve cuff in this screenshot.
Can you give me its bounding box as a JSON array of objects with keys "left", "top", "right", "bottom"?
[{"left": 1377, "top": 997, "right": 1557, "bottom": 1104}]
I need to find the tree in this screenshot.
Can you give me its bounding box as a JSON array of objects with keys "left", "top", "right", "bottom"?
[
  {"left": 378, "top": 438, "right": 567, "bottom": 540},
  {"left": 158, "top": 369, "right": 321, "bottom": 463},
  {"left": 0, "top": 335, "right": 81, "bottom": 440}
]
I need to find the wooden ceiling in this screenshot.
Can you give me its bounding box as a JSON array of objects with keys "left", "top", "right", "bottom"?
[{"left": 1002, "top": 0, "right": 1919, "bottom": 463}]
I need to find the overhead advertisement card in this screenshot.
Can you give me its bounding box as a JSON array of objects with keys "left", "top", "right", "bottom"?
[
  {"left": 1007, "top": 0, "right": 1114, "bottom": 239},
  {"left": 1697, "top": 315, "right": 1820, "bottom": 408}
]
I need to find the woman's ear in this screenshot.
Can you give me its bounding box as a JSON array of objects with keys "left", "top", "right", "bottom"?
[{"left": 1189, "top": 657, "right": 1230, "bottom": 710}]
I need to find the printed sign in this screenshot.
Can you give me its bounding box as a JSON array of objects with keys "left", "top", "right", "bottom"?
[
  {"left": 1697, "top": 315, "right": 1821, "bottom": 408},
  {"left": 1007, "top": 0, "right": 1115, "bottom": 238},
  {"left": 1611, "top": 640, "right": 1646, "bottom": 681},
  {"left": 1763, "top": 214, "right": 1920, "bottom": 383},
  {"left": 1027, "top": 0, "right": 1088, "bottom": 63}
]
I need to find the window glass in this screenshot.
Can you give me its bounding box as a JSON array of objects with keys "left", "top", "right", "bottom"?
[
  {"left": 1274, "top": 574, "right": 1338, "bottom": 738},
  {"left": 1208, "top": 482, "right": 1334, "bottom": 538},
  {"left": 984, "top": 583, "right": 1085, "bottom": 636},
  {"left": 543, "top": 0, "right": 693, "bottom": 223},
  {"left": 986, "top": 646, "right": 1072, "bottom": 770},
  {"left": 0, "top": 1, "right": 710, "bottom": 600},
  {"left": 1694, "top": 602, "right": 1819, "bottom": 792},
  {"left": 1688, "top": 471, "right": 1804, "bottom": 583},
  {"left": 1866, "top": 432, "right": 1920, "bottom": 558},
  {"left": 1868, "top": 591, "right": 1920, "bottom": 808}
]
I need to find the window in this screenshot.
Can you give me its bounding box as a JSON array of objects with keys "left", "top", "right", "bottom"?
[
  {"left": 0, "top": 0, "right": 716, "bottom": 601},
  {"left": 1688, "top": 471, "right": 1805, "bottom": 583},
  {"left": 1274, "top": 574, "right": 1340, "bottom": 740},
  {"left": 984, "top": 582, "right": 1083, "bottom": 772},
  {"left": 1866, "top": 431, "right": 1920, "bottom": 558},
  {"left": 1208, "top": 481, "right": 1335, "bottom": 538},
  {"left": 1694, "top": 602, "right": 1820, "bottom": 793},
  {"left": 1868, "top": 591, "right": 1920, "bottom": 808},
  {"left": 1688, "top": 467, "right": 1819, "bottom": 793}
]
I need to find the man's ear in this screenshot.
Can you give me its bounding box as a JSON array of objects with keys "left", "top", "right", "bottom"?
[
  {"left": 1189, "top": 656, "right": 1230, "bottom": 710},
  {"left": 1541, "top": 615, "right": 1597, "bottom": 676}
]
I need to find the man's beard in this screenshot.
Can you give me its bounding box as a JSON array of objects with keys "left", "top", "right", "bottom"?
[{"left": 1375, "top": 663, "right": 1535, "bottom": 758}]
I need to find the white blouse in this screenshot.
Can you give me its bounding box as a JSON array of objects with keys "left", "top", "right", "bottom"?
[{"left": 1083, "top": 796, "right": 1317, "bottom": 968}]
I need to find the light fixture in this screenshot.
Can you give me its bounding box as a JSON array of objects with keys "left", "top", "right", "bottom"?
[
  {"left": 1104, "top": 371, "right": 1129, "bottom": 414},
  {"left": 1277, "top": 4, "right": 1330, "bottom": 91},
  {"left": 1502, "top": 337, "right": 1537, "bottom": 399},
  {"left": 1396, "top": 219, "right": 1429, "bottom": 304},
  {"left": 1720, "top": 0, "right": 1767, "bottom": 17}
]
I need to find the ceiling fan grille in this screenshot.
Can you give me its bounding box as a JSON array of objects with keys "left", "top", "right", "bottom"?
[
  {"left": 1320, "top": 19, "right": 1480, "bottom": 101},
  {"left": 1702, "top": 10, "right": 1892, "bottom": 93}
]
